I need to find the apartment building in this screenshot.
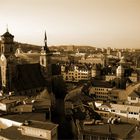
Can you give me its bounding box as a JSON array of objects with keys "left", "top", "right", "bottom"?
[
  {"left": 89, "top": 80, "right": 113, "bottom": 101},
  {"left": 61, "top": 64, "right": 91, "bottom": 82}
]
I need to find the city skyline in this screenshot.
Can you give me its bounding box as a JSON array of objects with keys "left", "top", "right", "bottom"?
[{"left": 0, "top": 0, "right": 140, "bottom": 48}]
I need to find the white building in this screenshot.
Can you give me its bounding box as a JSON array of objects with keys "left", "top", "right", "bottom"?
[
  {"left": 20, "top": 120, "right": 58, "bottom": 140},
  {"left": 98, "top": 103, "right": 140, "bottom": 121},
  {"left": 110, "top": 103, "right": 140, "bottom": 121},
  {"left": 128, "top": 88, "right": 140, "bottom": 104}
]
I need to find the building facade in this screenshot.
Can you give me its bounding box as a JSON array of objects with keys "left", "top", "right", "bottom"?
[{"left": 61, "top": 64, "right": 91, "bottom": 82}]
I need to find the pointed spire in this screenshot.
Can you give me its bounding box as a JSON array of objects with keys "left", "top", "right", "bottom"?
[
  {"left": 41, "top": 30, "right": 50, "bottom": 54},
  {"left": 44, "top": 30, "right": 47, "bottom": 47},
  {"left": 6, "top": 24, "right": 9, "bottom": 32}
]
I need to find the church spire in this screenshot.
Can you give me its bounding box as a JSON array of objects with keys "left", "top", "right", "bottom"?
[
  {"left": 42, "top": 31, "right": 50, "bottom": 53},
  {"left": 44, "top": 31, "right": 47, "bottom": 47}
]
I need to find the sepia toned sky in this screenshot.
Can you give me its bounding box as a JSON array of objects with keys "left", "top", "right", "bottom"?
[{"left": 0, "top": 0, "right": 140, "bottom": 48}]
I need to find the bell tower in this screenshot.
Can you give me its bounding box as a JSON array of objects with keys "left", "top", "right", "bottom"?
[
  {"left": 0, "top": 28, "right": 14, "bottom": 57},
  {"left": 40, "top": 31, "right": 51, "bottom": 79},
  {"left": 0, "top": 29, "right": 16, "bottom": 93}
]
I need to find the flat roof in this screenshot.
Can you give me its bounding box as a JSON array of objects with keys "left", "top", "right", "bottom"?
[
  {"left": 82, "top": 123, "right": 135, "bottom": 139},
  {"left": 23, "top": 120, "right": 58, "bottom": 130},
  {"left": 0, "top": 126, "right": 44, "bottom": 140},
  {"left": 1, "top": 112, "right": 47, "bottom": 122}
]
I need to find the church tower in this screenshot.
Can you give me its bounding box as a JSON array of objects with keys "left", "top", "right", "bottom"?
[
  {"left": 40, "top": 31, "right": 51, "bottom": 79},
  {"left": 116, "top": 56, "right": 127, "bottom": 78},
  {"left": 0, "top": 29, "right": 16, "bottom": 93},
  {"left": 0, "top": 28, "right": 14, "bottom": 57}
]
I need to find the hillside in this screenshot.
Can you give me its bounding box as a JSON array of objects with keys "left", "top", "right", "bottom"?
[{"left": 0, "top": 41, "right": 96, "bottom": 53}]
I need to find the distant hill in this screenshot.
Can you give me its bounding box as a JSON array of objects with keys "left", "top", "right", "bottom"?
[
  {"left": 15, "top": 42, "right": 41, "bottom": 52},
  {"left": 0, "top": 41, "right": 96, "bottom": 53},
  {"left": 0, "top": 41, "right": 41, "bottom": 53},
  {"left": 49, "top": 45, "right": 96, "bottom": 52}
]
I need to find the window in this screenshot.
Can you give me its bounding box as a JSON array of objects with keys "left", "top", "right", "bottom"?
[
  {"left": 131, "top": 97, "right": 136, "bottom": 100},
  {"left": 120, "top": 110, "right": 126, "bottom": 113},
  {"left": 42, "top": 59, "right": 44, "bottom": 65},
  {"left": 129, "top": 112, "right": 133, "bottom": 114},
  {"left": 134, "top": 112, "right": 138, "bottom": 115}
]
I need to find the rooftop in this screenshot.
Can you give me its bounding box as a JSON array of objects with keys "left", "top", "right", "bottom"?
[
  {"left": 1, "top": 31, "right": 14, "bottom": 38},
  {"left": 2, "top": 112, "right": 47, "bottom": 123},
  {"left": 22, "top": 120, "right": 58, "bottom": 130},
  {"left": 129, "top": 88, "right": 140, "bottom": 98},
  {"left": 91, "top": 79, "right": 113, "bottom": 88},
  {"left": 0, "top": 126, "right": 44, "bottom": 140},
  {"left": 0, "top": 99, "right": 16, "bottom": 104},
  {"left": 81, "top": 123, "right": 135, "bottom": 139}
]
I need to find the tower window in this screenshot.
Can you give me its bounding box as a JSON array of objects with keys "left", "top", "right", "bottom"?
[
  {"left": 1, "top": 46, "right": 4, "bottom": 53},
  {"left": 10, "top": 47, "right": 13, "bottom": 52},
  {"left": 42, "top": 59, "right": 44, "bottom": 65}
]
